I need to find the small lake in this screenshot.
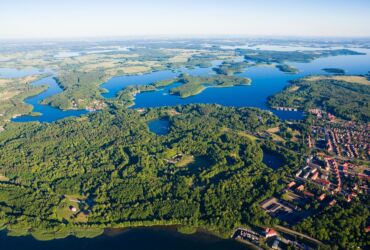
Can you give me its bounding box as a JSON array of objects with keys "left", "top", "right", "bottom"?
[
  {"left": 262, "top": 150, "right": 285, "bottom": 170},
  {"left": 0, "top": 228, "right": 251, "bottom": 250},
  {"left": 148, "top": 118, "right": 170, "bottom": 135}
]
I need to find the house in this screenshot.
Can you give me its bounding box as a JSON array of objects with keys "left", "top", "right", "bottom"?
[
  {"left": 263, "top": 228, "right": 277, "bottom": 238},
  {"left": 296, "top": 184, "right": 305, "bottom": 192},
  {"left": 315, "top": 178, "right": 330, "bottom": 188},
  {"left": 346, "top": 194, "right": 352, "bottom": 202},
  {"left": 69, "top": 206, "right": 77, "bottom": 212},
  {"left": 329, "top": 199, "right": 337, "bottom": 206},
  {"left": 303, "top": 191, "right": 314, "bottom": 197},
  {"left": 318, "top": 193, "right": 326, "bottom": 201},
  {"left": 272, "top": 237, "right": 280, "bottom": 249},
  {"left": 287, "top": 181, "right": 296, "bottom": 188},
  {"left": 311, "top": 172, "right": 319, "bottom": 180}
]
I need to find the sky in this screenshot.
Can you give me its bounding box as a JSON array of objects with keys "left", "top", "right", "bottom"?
[{"left": 1, "top": 0, "right": 370, "bottom": 39}]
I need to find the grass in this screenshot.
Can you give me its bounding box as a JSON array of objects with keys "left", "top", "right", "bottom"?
[
  {"left": 54, "top": 194, "right": 88, "bottom": 222},
  {"left": 0, "top": 174, "right": 9, "bottom": 182},
  {"left": 177, "top": 225, "right": 197, "bottom": 234},
  {"left": 266, "top": 127, "right": 286, "bottom": 142},
  {"left": 221, "top": 127, "right": 258, "bottom": 142},
  {"left": 0, "top": 91, "right": 20, "bottom": 100},
  {"left": 236, "top": 131, "right": 258, "bottom": 142},
  {"left": 266, "top": 127, "right": 280, "bottom": 133},
  {"left": 306, "top": 75, "right": 370, "bottom": 86},
  {"left": 30, "top": 227, "right": 104, "bottom": 241},
  {"left": 176, "top": 155, "right": 195, "bottom": 167},
  {"left": 287, "top": 86, "right": 300, "bottom": 92}
]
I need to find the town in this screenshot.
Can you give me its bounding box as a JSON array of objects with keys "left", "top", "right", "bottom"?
[{"left": 235, "top": 108, "right": 370, "bottom": 249}]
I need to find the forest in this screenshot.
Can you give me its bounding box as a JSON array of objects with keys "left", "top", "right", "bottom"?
[
  {"left": 0, "top": 99, "right": 367, "bottom": 248},
  {"left": 268, "top": 76, "right": 370, "bottom": 122},
  {"left": 0, "top": 104, "right": 289, "bottom": 240},
  {"left": 42, "top": 70, "right": 109, "bottom": 110}
]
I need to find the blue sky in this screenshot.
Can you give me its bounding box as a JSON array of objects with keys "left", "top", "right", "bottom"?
[{"left": 1, "top": 0, "right": 370, "bottom": 39}]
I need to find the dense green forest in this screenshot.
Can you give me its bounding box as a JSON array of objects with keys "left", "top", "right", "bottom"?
[
  {"left": 0, "top": 104, "right": 291, "bottom": 240},
  {"left": 0, "top": 90, "right": 368, "bottom": 248},
  {"left": 268, "top": 76, "right": 370, "bottom": 122},
  {"left": 295, "top": 201, "right": 369, "bottom": 249},
  {"left": 42, "top": 70, "right": 109, "bottom": 110}
]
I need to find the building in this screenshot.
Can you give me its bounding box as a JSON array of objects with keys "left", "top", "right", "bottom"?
[
  {"left": 296, "top": 184, "right": 305, "bottom": 192},
  {"left": 287, "top": 181, "right": 296, "bottom": 188},
  {"left": 263, "top": 228, "right": 277, "bottom": 238},
  {"left": 303, "top": 191, "right": 314, "bottom": 198},
  {"left": 318, "top": 193, "right": 326, "bottom": 201},
  {"left": 70, "top": 206, "right": 77, "bottom": 212}
]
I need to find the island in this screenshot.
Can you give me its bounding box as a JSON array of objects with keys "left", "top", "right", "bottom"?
[
  {"left": 213, "top": 61, "right": 251, "bottom": 75},
  {"left": 238, "top": 48, "right": 365, "bottom": 64},
  {"left": 169, "top": 74, "right": 252, "bottom": 98},
  {"left": 322, "top": 68, "right": 345, "bottom": 74},
  {"left": 276, "top": 64, "right": 299, "bottom": 74}
]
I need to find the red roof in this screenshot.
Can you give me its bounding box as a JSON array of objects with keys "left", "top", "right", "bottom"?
[
  {"left": 304, "top": 191, "right": 315, "bottom": 197},
  {"left": 264, "top": 228, "right": 277, "bottom": 237},
  {"left": 318, "top": 194, "right": 326, "bottom": 201},
  {"left": 316, "top": 178, "right": 330, "bottom": 186}
]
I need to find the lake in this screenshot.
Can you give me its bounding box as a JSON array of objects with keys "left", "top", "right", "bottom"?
[
  {"left": 262, "top": 150, "right": 285, "bottom": 170},
  {"left": 0, "top": 67, "right": 45, "bottom": 78},
  {"left": 12, "top": 76, "right": 88, "bottom": 123},
  {"left": 148, "top": 118, "right": 171, "bottom": 135},
  {"left": 0, "top": 228, "right": 251, "bottom": 250},
  {"left": 11, "top": 48, "right": 370, "bottom": 123}
]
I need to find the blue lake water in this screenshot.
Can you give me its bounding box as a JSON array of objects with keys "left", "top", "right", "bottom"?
[
  {"left": 0, "top": 228, "right": 250, "bottom": 250},
  {"left": 12, "top": 76, "right": 88, "bottom": 123},
  {"left": 0, "top": 67, "right": 44, "bottom": 78},
  {"left": 148, "top": 118, "right": 171, "bottom": 135},
  {"left": 9, "top": 48, "right": 370, "bottom": 123}
]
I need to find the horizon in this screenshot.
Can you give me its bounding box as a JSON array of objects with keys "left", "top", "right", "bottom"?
[
  {"left": 2, "top": 35, "right": 370, "bottom": 43},
  {"left": 1, "top": 0, "right": 370, "bottom": 39}
]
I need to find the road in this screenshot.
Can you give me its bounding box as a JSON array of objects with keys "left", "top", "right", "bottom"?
[{"left": 274, "top": 225, "right": 323, "bottom": 246}]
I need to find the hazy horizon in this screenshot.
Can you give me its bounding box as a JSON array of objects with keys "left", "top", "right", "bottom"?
[{"left": 1, "top": 0, "right": 370, "bottom": 39}]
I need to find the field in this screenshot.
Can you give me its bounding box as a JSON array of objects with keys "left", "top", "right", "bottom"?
[{"left": 306, "top": 75, "right": 370, "bottom": 86}]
